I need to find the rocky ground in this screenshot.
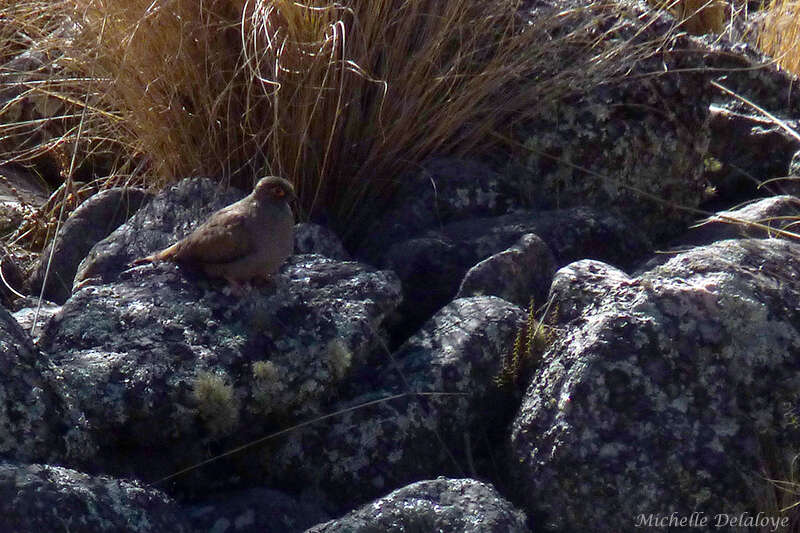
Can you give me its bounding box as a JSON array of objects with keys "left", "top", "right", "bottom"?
[{"left": 3, "top": 0, "right": 800, "bottom": 532}]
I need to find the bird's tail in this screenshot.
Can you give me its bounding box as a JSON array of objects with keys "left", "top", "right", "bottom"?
[
  {"left": 131, "top": 242, "right": 179, "bottom": 265},
  {"left": 131, "top": 255, "right": 155, "bottom": 266}
]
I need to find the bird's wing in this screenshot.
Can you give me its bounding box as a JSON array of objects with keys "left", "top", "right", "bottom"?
[{"left": 172, "top": 209, "right": 254, "bottom": 264}]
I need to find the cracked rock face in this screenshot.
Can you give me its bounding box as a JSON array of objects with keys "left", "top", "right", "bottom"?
[
  {"left": 510, "top": 238, "right": 800, "bottom": 532},
  {"left": 0, "top": 461, "right": 190, "bottom": 532},
  {"left": 307, "top": 478, "right": 530, "bottom": 533}
]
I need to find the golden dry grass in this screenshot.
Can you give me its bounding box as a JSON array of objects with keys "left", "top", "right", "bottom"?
[
  {"left": 0, "top": 0, "right": 671, "bottom": 245},
  {"left": 650, "top": 0, "right": 728, "bottom": 34},
  {"left": 759, "top": 0, "right": 800, "bottom": 76}
]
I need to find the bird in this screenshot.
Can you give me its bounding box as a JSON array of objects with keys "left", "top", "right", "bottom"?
[{"left": 133, "top": 176, "right": 296, "bottom": 288}]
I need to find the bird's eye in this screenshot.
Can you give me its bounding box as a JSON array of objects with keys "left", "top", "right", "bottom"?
[{"left": 271, "top": 186, "right": 285, "bottom": 197}]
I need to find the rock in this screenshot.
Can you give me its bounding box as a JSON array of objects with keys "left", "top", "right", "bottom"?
[
  {"left": 706, "top": 105, "right": 799, "bottom": 204},
  {"left": 381, "top": 236, "right": 463, "bottom": 340},
  {"left": 0, "top": 305, "right": 76, "bottom": 464},
  {"left": 510, "top": 238, "right": 800, "bottom": 532},
  {"left": 29, "top": 187, "right": 152, "bottom": 303},
  {"left": 456, "top": 233, "right": 557, "bottom": 308},
  {"left": 73, "top": 177, "right": 243, "bottom": 290},
  {"left": 787, "top": 153, "right": 800, "bottom": 178},
  {"left": 383, "top": 207, "right": 650, "bottom": 340},
  {"left": 266, "top": 297, "right": 525, "bottom": 508},
  {"left": 680, "top": 195, "right": 800, "bottom": 246},
  {"left": 306, "top": 478, "right": 530, "bottom": 533},
  {"left": 357, "top": 157, "right": 520, "bottom": 263},
  {"left": 38, "top": 253, "right": 402, "bottom": 490},
  {"left": 0, "top": 50, "right": 63, "bottom": 143},
  {"left": 185, "top": 486, "right": 329, "bottom": 533},
  {"left": 637, "top": 195, "right": 800, "bottom": 272},
  {"left": 294, "top": 222, "right": 350, "bottom": 260},
  {"left": 0, "top": 461, "right": 191, "bottom": 533},
  {"left": 0, "top": 165, "right": 48, "bottom": 258},
  {"left": 699, "top": 26, "right": 800, "bottom": 205},
  {"left": 0, "top": 244, "right": 27, "bottom": 307},
  {"left": 0, "top": 165, "right": 48, "bottom": 207},
  {"left": 0, "top": 46, "right": 73, "bottom": 183},
  {"left": 11, "top": 297, "right": 60, "bottom": 342},
  {"left": 506, "top": 0, "right": 713, "bottom": 242}
]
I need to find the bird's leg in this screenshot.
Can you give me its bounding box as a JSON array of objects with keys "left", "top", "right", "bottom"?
[
  {"left": 251, "top": 275, "right": 273, "bottom": 287},
  {"left": 223, "top": 278, "right": 248, "bottom": 298}
]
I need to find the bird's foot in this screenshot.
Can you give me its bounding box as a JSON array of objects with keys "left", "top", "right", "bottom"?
[
  {"left": 251, "top": 275, "right": 276, "bottom": 288},
  {"left": 222, "top": 279, "right": 249, "bottom": 298}
]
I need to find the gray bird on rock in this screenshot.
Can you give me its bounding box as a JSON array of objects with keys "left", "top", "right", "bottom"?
[{"left": 135, "top": 176, "right": 296, "bottom": 287}]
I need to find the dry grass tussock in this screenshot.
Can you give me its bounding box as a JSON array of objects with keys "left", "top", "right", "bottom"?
[
  {"left": 0, "top": 0, "right": 678, "bottom": 246},
  {"left": 759, "top": 0, "right": 800, "bottom": 77}
]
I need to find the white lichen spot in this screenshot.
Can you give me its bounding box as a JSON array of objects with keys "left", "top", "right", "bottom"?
[
  {"left": 707, "top": 435, "right": 724, "bottom": 453},
  {"left": 234, "top": 509, "right": 255, "bottom": 528},
  {"left": 670, "top": 394, "right": 690, "bottom": 414},
  {"left": 210, "top": 518, "right": 231, "bottom": 533},
  {"left": 711, "top": 418, "right": 739, "bottom": 438},
  {"left": 598, "top": 442, "right": 626, "bottom": 459},
  {"left": 388, "top": 448, "right": 403, "bottom": 463}
]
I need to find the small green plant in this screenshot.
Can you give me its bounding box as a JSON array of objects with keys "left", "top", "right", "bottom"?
[
  {"left": 193, "top": 371, "right": 239, "bottom": 436},
  {"left": 251, "top": 359, "right": 287, "bottom": 416},
  {"left": 495, "top": 297, "right": 556, "bottom": 389},
  {"left": 326, "top": 338, "right": 352, "bottom": 381}
]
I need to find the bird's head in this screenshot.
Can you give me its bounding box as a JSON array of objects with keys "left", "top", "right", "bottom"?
[{"left": 253, "top": 176, "right": 296, "bottom": 204}]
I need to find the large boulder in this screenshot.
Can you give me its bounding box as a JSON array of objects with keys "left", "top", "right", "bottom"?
[
  {"left": 0, "top": 461, "right": 190, "bottom": 533},
  {"left": 456, "top": 233, "right": 556, "bottom": 308},
  {"left": 264, "top": 297, "right": 525, "bottom": 509},
  {"left": 382, "top": 207, "right": 649, "bottom": 339},
  {"left": 0, "top": 304, "right": 82, "bottom": 464},
  {"left": 29, "top": 187, "right": 152, "bottom": 304},
  {"left": 307, "top": 478, "right": 530, "bottom": 533},
  {"left": 510, "top": 238, "right": 800, "bottom": 531},
  {"left": 38, "top": 254, "right": 402, "bottom": 489},
  {"left": 73, "top": 178, "right": 243, "bottom": 289},
  {"left": 36, "top": 177, "right": 403, "bottom": 491},
  {"left": 506, "top": 0, "right": 714, "bottom": 242}
]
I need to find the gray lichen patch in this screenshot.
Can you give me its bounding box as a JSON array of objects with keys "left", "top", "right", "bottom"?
[
  {"left": 510, "top": 238, "right": 800, "bottom": 532},
  {"left": 0, "top": 461, "right": 191, "bottom": 532},
  {"left": 37, "top": 253, "right": 401, "bottom": 484},
  {"left": 264, "top": 296, "right": 526, "bottom": 506},
  {"left": 0, "top": 306, "right": 74, "bottom": 464}
]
